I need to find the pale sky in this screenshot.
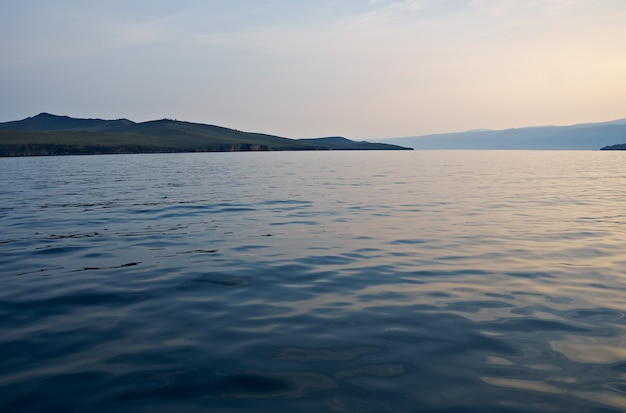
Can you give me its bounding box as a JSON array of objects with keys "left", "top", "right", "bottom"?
[{"left": 2, "top": 0, "right": 626, "bottom": 139}]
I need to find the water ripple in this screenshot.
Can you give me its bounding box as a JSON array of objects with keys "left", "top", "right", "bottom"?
[{"left": 2, "top": 152, "right": 626, "bottom": 412}]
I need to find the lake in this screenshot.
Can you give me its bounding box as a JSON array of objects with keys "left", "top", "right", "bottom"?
[{"left": 1, "top": 150, "right": 626, "bottom": 412}]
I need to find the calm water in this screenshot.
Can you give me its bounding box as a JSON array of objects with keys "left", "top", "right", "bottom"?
[{"left": 2, "top": 151, "right": 626, "bottom": 412}]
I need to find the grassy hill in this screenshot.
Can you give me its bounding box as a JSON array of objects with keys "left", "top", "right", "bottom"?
[
  {"left": 0, "top": 113, "right": 411, "bottom": 156},
  {"left": 298, "top": 136, "right": 410, "bottom": 150}
]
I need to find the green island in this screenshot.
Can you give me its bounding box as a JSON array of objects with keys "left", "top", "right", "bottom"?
[{"left": 0, "top": 113, "right": 411, "bottom": 156}]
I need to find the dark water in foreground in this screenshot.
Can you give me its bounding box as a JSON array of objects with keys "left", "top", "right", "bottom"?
[{"left": 1, "top": 151, "right": 626, "bottom": 412}]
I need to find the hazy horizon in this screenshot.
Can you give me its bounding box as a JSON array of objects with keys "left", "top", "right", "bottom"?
[
  {"left": 2, "top": 1, "right": 626, "bottom": 140},
  {"left": 5, "top": 111, "right": 626, "bottom": 142}
]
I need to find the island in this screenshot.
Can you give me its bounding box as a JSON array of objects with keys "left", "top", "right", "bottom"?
[
  {"left": 0, "top": 113, "right": 412, "bottom": 156},
  {"left": 600, "top": 143, "right": 626, "bottom": 150}
]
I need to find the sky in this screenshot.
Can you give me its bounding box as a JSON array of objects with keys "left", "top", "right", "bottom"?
[{"left": 2, "top": 0, "right": 626, "bottom": 139}]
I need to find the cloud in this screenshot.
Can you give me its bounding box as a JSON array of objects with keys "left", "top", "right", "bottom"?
[
  {"left": 106, "top": 23, "right": 164, "bottom": 47},
  {"left": 344, "top": 0, "right": 432, "bottom": 27},
  {"left": 467, "top": 0, "right": 611, "bottom": 17}
]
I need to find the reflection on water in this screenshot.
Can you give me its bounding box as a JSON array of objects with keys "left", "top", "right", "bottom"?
[{"left": 1, "top": 151, "right": 626, "bottom": 412}]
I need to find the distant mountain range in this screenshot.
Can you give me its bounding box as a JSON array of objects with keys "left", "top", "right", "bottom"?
[
  {"left": 4, "top": 113, "right": 626, "bottom": 155},
  {"left": 374, "top": 119, "right": 626, "bottom": 150},
  {"left": 0, "top": 113, "right": 411, "bottom": 156}
]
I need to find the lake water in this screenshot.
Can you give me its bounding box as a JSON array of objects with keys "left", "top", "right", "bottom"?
[{"left": 1, "top": 150, "right": 626, "bottom": 412}]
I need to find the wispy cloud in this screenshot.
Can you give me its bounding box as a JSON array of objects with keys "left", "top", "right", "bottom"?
[
  {"left": 342, "top": 0, "right": 433, "bottom": 27},
  {"left": 369, "top": 0, "right": 429, "bottom": 11},
  {"left": 468, "top": 0, "right": 609, "bottom": 16}
]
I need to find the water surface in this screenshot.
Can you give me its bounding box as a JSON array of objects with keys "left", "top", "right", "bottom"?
[{"left": 1, "top": 151, "right": 626, "bottom": 412}]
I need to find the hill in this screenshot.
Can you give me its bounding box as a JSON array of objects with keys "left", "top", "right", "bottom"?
[
  {"left": 298, "top": 136, "right": 408, "bottom": 150},
  {"left": 374, "top": 119, "right": 626, "bottom": 150},
  {"left": 600, "top": 143, "right": 626, "bottom": 150},
  {"left": 0, "top": 113, "right": 411, "bottom": 156}
]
